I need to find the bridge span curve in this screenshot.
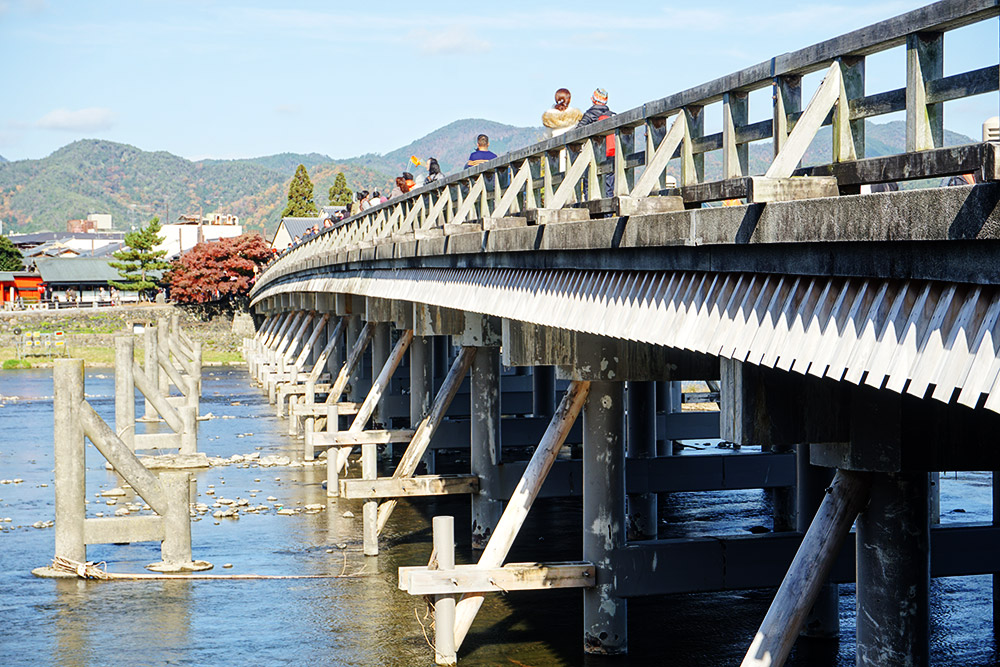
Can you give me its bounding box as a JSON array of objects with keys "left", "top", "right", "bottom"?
[{"left": 247, "top": 1, "right": 1000, "bottom": 664}]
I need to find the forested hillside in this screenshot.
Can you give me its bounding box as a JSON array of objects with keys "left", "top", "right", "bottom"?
[{"left": 0, "top": 120, "right": 974, "bottom": 240}]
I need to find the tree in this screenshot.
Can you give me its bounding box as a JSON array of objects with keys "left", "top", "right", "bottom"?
[
  {"left": 109, "top": 217, "right": 171, "bottom": 296},
  {"left": 281, "top": 164, "right": 318, "bottom": 218},
  {"left": 166, "top": 234, "right": 272, "bottom": 306},
  {"left": 328, "top": 172, "right": 352, "bottom": 207},
  {"left": 0, "top": 236, "right": 23, "bottom": 271}
]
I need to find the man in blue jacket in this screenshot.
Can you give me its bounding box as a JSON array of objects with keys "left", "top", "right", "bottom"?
[{"left": 577, "top": 88, "right": 616, "bottom": 199}]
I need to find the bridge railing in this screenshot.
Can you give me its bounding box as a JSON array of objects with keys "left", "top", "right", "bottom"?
[{"left": 258, "top": 0, "right": 999, "bottom": 288}]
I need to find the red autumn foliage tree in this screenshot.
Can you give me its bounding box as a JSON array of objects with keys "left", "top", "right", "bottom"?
[{"left": 167, "top": 234, "right": 272, "bottom": 304}]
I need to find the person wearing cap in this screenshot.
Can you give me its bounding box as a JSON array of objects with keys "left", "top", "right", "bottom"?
[{"left": 577, "top": 88, "right": 616, "bottom": 198}]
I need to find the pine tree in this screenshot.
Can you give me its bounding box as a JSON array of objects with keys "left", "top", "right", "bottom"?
[
  {"left": 0, "top": 236, "right": 23, "bottom": 271},
  {"left": 328, "top": 172, "right": 353, "bottom": 207},
  {"left": 109, "top": 217, "right": 171, "bottom": 297},
  {"left": 281, "top": 164, "right": 319, "bottom": 218}
]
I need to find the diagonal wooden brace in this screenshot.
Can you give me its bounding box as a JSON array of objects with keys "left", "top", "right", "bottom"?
[{"left": 375, "top": 346, "right": 478, "bottom": 533}]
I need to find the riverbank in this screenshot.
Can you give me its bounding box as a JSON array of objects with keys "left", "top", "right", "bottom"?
[{"left": 0, "top": 304, "right": 251, "bottom": 367}]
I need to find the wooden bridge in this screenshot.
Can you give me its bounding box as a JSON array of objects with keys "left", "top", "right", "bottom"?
[{"left": 246, "top": 1, "right": 1000, "bottom": 664}]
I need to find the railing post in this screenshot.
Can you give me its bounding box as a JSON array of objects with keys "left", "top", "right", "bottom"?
[
  {"left": 723, "top": 91, "right": 749, "bottom": 179},
  {"left": 773, "top": 74, "right": 802, "bottom": 158},
  {"left": 114, "top": 334, "right": 136, "bottom": 450},
  {"left": 906, "top": 31, "right": 943, "bottom": 152},
  {"left": 53, "top": 358, "right": 86, "bottom": 563},
  {"left": 682, "top": 105, "right": 705, "bottom": 186},
  {"left": 835, "top": 56, "right": 866, "bottom": 163}
]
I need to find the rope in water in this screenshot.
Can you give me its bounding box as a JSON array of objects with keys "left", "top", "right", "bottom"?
[{"left": 50, "top": 555, "right": 365, "bottom": 580}]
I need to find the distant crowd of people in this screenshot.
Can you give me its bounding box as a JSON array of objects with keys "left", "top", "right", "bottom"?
[{"left": 277, "top": 87, "right": 616, "bottom": 255}]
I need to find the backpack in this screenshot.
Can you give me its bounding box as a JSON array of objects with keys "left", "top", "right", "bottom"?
[{"left": 599, "top": 114, "right": 615, "bottom": 158}]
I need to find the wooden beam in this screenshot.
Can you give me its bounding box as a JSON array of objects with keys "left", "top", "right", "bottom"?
[
  {"left": 452, "top": 380, "right": 591, "bottom": 651},
  {"left": 314, "top": 429, "right": 416, "bottom": 446},
  {"left": 375, "top": 347, "right": 477, "bottom": 533},
  {"left": 335, "top": 329, "right": 415, "bottom": 473},
  {"left": 741, "top": 469, "right": 872, "bottom": 667},
  {"left": 324, "top": 321, "right": 375, "bottom": 406},
  {"left": 767, "top": 62, "right": 842, "bottom": 179},
  {"left": 340, "top": 474, "right": 480, "bottom": 499},
  {"left": 84, "top": 515, "right": 165, "bottom": 545},
  {"left": 401, "top": 561, "right": 596, "bottom": 596}
]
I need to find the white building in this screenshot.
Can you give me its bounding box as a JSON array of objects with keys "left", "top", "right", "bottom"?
[{"left": 158, "top": 214, "right": 243, "bottom": 259}]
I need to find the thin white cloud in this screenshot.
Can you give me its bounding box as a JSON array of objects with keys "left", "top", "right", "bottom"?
[
  {"left": 36, "top": 107, "right": 117, "bottom": 132},
  {"left": 410, "top": 25, "right": 491, "bottom": 55}
]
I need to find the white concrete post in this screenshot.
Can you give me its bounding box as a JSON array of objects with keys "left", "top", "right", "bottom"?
[
  {"left": 158, "top": 471, "right": 193, "bottom": 568},
  {"left": 54, "top": 359, "right": 86, "bottom": 563},
  {"left": 433, "top": 515, "right": 458, "bottom": 666},
  {"left": 143, "top": 326, "right": 159, "bottom": 420},
  {"left": 114, "top": 335, "right": 136, "bottom": 451}
]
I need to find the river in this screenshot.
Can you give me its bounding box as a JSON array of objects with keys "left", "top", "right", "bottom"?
[{"left": 0, "top": 367, "right": 996, "bottom": 666}]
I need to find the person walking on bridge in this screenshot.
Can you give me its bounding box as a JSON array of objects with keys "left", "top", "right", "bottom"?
[
  {"left": 466, "top": 134, "right": 498, "bottom": 168},
  {"left": 577, "top": 88, "right": 616, "bottom": 199}
]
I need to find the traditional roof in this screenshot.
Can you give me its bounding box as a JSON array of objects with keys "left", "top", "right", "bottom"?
[{"left": 35, "top": 257, "right": 120, "bottom": 284}]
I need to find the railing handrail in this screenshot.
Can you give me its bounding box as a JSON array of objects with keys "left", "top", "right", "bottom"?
[{"left": 256, "top": 0, "right": 999, "bottom": 291}]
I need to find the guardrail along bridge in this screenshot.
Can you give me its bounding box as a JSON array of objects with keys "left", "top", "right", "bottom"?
[{"left": 247, "top": 2, "right": 1000, "bottom": 664}]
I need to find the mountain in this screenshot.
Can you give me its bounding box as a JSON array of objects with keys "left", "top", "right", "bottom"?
[
  {"left": 0, "top": 140, "right": 389, "bottom": 236},
  {"left": 0, "top": 120, "right": 975, "bottom": 240},
  {"left": 351, "top": 118, "right": 546, "bottom": 176},
  {"left": 0, "top": 155, "right": 7, "bottom": 163}
]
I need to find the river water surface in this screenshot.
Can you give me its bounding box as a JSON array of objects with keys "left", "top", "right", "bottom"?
[{"left": 0, "top": 367, "right": 997, "bottom": 666}]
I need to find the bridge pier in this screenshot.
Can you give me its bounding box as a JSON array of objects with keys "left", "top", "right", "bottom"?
[
  {"left": 626, "top": 381, "right": 657, "bottom": 540},
  {"left": 464, "top": 313, "right": 504, "bottom": 550},
  {"left": 856, "top": 471, "right": 930, "bottom": 666},
  {"left": 583, "top": 379, "right": 627, "bottom": 655},
  {"left": 795, "top": 444, "right": 838, "bottom": 638}
]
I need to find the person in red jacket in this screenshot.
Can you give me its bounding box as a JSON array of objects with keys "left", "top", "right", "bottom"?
[{"left": 577, "top": 88, "right": 616, "bottom": 199}]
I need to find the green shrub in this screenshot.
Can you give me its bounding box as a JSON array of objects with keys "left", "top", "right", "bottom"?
[{"left": 2, "top": 359, "right": 31, "bottom": 370}]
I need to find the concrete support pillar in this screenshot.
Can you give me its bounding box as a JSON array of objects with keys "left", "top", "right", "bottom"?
[
  {"left": 371, "top": 322, "right": 391, "bottom": 428},
  {"left": 770, "top": 441, "right": 797, "bottom": 532},
  {"left": 347, "top": 316, "right": 366, "bottom": 403},
  {"left": 433, "top": 515, "right": 458, "bottom": 666},
  {"left": 626, "top": 381, "right": 657, "bottom": 540},
  {"left": 856, "top": 471, "right": 930, "bottom": 666},
  {"left": 796, "top": 444, "right": 838, "bottom": 638},
  {"left": 656, "top": 380, "right": 681, "bottom": 456},
  {"left": 433, "top": 335, "right": 449, "bottom": 390},
  {"left": 995, "top": 470, "right": 1000, "bottom": 635},
  {"left": 157, "top": 318, "right": 170, "bottom": 397},
  {"left": 471, "top": 346, "right": 502, "bottom": 549},
  {"left": 114, "top": 335, "right": 136, "bottom": 451},
  {"left": 53, "top": 359, "right": 86, "bottom": 563},
  {"left": 583, "top": 380, "right": 627, "bottom": 655},
  {"left": 532, "top": 366, "right": 556, "bottom": 417},
  {"left": 143, "top": 326, "right": 158, "bottom": 420},
  {"left": 159, "top": 471, "right": 193, "bottom": 567},
  {"left": 411, "top": 334, "right": 435, "bottom": 473},
  {"left": 327, "top": 316, "right": 343, "bottom": 380},
  {"left": 362, "top": 442, "right": 378, "bottom": 556}
]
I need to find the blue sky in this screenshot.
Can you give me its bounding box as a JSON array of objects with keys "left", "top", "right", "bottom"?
[{"left": 1, "top": 0, "right": 996, "bottom": 162}]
